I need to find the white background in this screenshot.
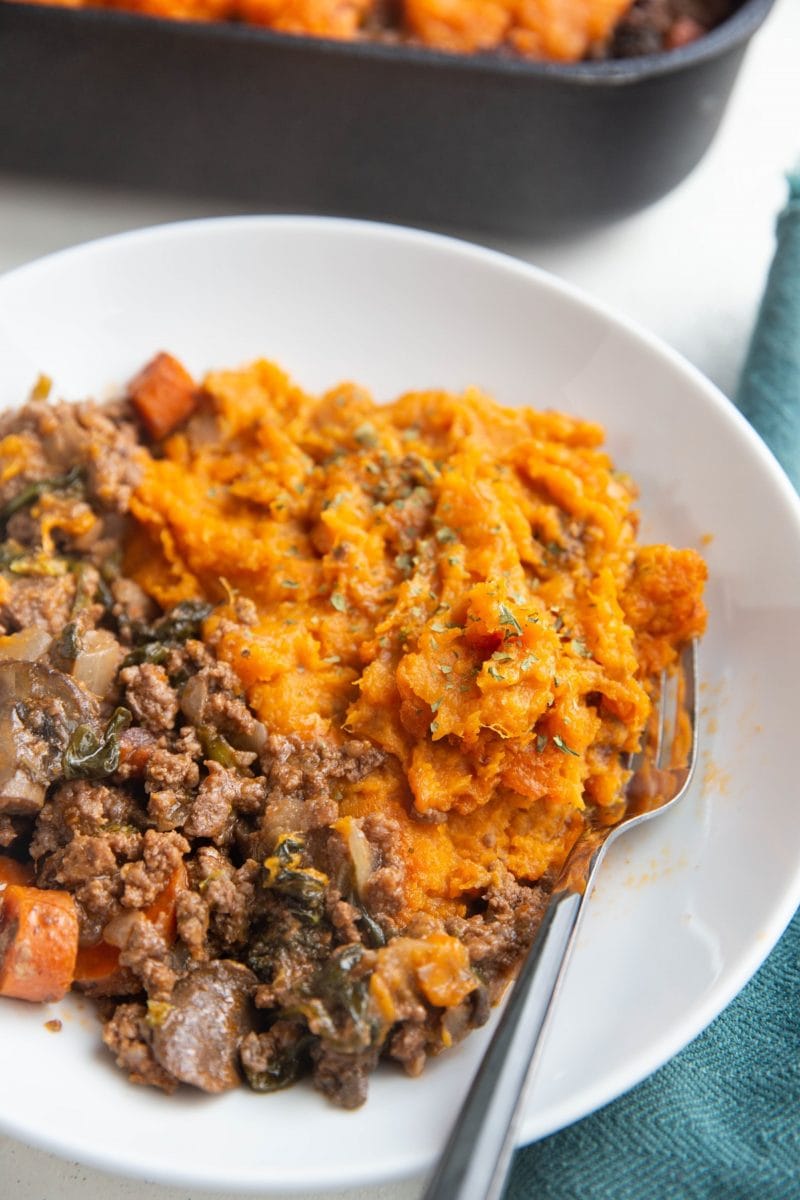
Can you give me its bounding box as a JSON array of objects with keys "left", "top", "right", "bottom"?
[{"left": 0, "top": 0, "right": 798, "bottom": 1195}]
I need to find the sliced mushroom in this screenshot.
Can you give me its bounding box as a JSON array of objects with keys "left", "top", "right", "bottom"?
[
  {"left": 152, "top": 961, "right": 256, "bottom": 1093},
  {"left": 0, "top": 660, "right": 98, "bottom": 814}
]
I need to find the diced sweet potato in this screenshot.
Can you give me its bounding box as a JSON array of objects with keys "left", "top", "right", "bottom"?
[{"left": 128, "top": 352, "right": 198, "bottom": 442}]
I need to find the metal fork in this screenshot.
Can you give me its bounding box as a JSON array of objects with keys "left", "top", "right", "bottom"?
[{"left": 422, "top": 640, "right": 699, "bottom": 1200}]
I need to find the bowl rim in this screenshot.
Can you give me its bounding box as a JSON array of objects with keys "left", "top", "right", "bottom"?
[{"left": 0, "top": 0, "right": 777, "bottom": 83}]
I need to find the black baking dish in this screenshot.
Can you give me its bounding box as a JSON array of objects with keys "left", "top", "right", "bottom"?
[{"left": 0, "top": 0, "right": 776, "bottom": 237}]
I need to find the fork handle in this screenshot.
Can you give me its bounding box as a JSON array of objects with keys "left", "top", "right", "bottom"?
[{"left": 421, "top": 888, "right": 585, "bottom": 1200}]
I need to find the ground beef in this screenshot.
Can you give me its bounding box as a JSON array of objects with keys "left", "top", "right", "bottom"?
[
  {"left": 191, "top": 851, "right": 261, "bottom": 953},
  {"left": 175, "top": 889, "right": 210, "bottom": 960},
  {"left": 246, "top": 734, "right": 385, "bottom": 858},
  {"left": 178, "top": 661, "right": 261, "bottom": 745},
  {"left": 142, "top": 739, "right": 201, "bottom": 831},
  {"left": 102, "top": 1002, "right": 179, "bottom": 1093},
  {"left": 117, "top": 912, "right": 178, "bottom": 1000},
  {"left": 164, "top": 637, "right": 215, "bottom": 680},
  {"left": 54, "top": 834, "right": 118, "bottom": 885},
  {"left": 59, "top": 402, "right": 140, "bottom": 513},
  {"left": 0, "top": 573, "right": 76, "bottom": 636},
  {"left": 311, "top": 1042, "right": 380, "bottom": 1110},
  {"left": 70, "top": 875, "right": 125, "bottom": 945},
  {"left": 120, "top": 663, "right": 179, "bottom": 734},
  {"left": 360, "top": 813, "right": 406, "bottom": 924},
  {"left": 120, "top": 829, "right": 189, "bottom": 909},
  {"left": 446, "top": 870, "right": 550, "bottom": 1002},
  {"left": 0, "top": 398, "right": 140, "bottom": 514},
  {"left": 31, "top": 780, "right": 143, "bottom": 860},
  {"left": 183, "top": 762, "right": 266, "bottom": 843}
]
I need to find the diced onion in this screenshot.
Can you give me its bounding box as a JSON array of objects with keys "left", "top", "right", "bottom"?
[
  {"left": 0, "top": 768, "right": 46, "bottom": 815},
  {"left": 238, "top": 719, "right": 267, "bottom": 754},
  {"left": 101, "top": 910, "right": 138, "bottom": 948},
  {"left": 341, "top": 816, "right": 375, "bottom": 898},
  {"left": 0, "top": 628, "right": 52, "bottom": 661},
  {"left": 72, "top": 630, "right": 124, "bottom": 698},
  {"left": 180, "top": 674, "right": 208, "bottom": 726}
]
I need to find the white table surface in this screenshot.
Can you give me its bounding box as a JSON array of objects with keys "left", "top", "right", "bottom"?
[{"left": 0, "top": 1, "right": 798, "bottom": 1196}]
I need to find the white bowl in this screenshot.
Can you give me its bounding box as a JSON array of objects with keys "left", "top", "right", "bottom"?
[{"left": 0, "top": 216, "right": 799, "bottom": 1194}]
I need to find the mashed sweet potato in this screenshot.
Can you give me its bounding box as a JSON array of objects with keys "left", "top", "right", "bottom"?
[{"left": 128, "top": 358, "right": 707, "bottom": 929}]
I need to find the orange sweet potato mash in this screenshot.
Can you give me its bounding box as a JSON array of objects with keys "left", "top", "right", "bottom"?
[{"left": 127, "top": 358, "right": 707, "bottom": 930}]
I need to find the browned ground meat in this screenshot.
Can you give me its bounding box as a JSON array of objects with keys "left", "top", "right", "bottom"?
[
  {"left": 120, "top": 830, "right": 189, "bottom": 909},
  {"left": 0, "top": 398, "right": 140, "bottom": 512},
  {"left": 120, "top": 663, "right": 180, "bottom": 733},
  {"left": 446, "top": 872, "right": 550, "bottom": 1003},
  {"left": 117, "top": 913, "right": 178, "bottom": 999},
  {"left": 0, "top": 574, "right": 77, "bottom": 636},
  {"left": 311, "top": 1041, "right": 381, "bottom": 1110},
  {"left": 246, "top": 733, "right": 385, "bottom": 859},
  {"left": 102, "top": 1001, "right": 179, "bottom": 1093}
]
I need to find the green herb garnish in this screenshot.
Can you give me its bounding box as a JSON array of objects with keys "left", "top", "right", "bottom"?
[{"left": 435, "top": 526, "right": 458, "bottom": 545}]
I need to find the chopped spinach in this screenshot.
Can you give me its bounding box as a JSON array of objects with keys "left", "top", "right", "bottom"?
[
  {"left": 63, "top": 706, "right": 132, "bottom": 780},
  {"left": 52, "top": 621, "right": 83, "bottom": 664},
  {"left": 0, "top": 465, "right": 84, "bottom": 534},
  {"left": 262, "top": 834, "right": 329, "bottom": 923},
  {"left": 122, "top": 599, "right": 214, "bottom": 668},
  {"left": 295, "top": 943, "right": 379, "bottom": 1052},
  {"left": 243, "top": 1026, "right": 313, "bottom": 1094}
]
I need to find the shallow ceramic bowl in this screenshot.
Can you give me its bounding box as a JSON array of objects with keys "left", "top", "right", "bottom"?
[{"left": 0, "top": 216, "right": 799, "bottom": 1192}]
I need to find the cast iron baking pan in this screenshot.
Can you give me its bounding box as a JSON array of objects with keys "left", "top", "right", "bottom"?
[{"left": 0, "top": 0, "right": 776, "bottom": 236}]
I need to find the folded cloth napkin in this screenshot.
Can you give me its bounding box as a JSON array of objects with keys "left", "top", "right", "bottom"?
[
  {"left": 504, "top": 171, "right": 800, "bottom": 1200},
  {"left": 736, "top": 169, "right": 800, "bottom": 490}
]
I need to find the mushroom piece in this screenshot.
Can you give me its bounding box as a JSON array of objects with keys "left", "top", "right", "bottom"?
[
  {"left": 151, "top": 961, "right": 257, "bottom": 1093},
  {"left": 0, "top": 660, "right": 98, "bottom": 814}
]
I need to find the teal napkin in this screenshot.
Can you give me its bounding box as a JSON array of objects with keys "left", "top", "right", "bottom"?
[
  {"left": 504, "top": 173, "right": 800, "bottom": 1200},
  {"left": 736, "top": 170, "right": 800, "bottom": 491}
]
